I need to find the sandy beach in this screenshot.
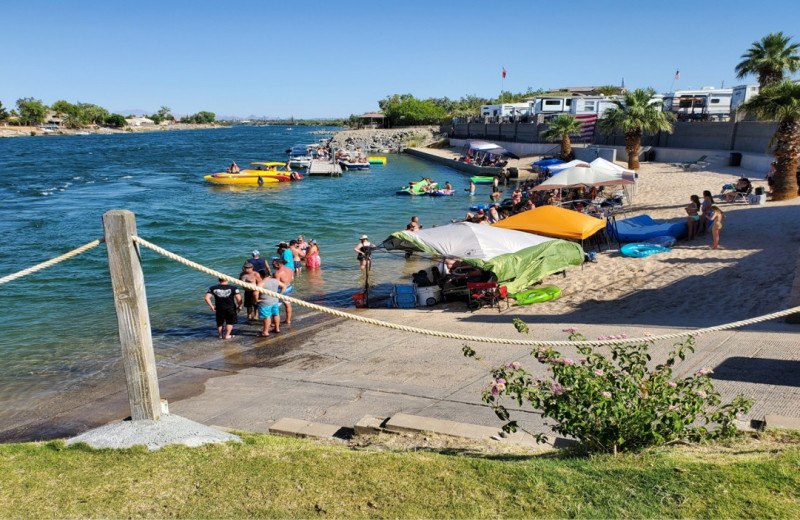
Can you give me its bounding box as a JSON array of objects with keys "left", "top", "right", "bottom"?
[{"left": 4, "top": 155, "right": 800, "bottom": 444}]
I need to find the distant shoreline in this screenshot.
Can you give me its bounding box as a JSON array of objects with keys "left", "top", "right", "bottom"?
[{"left": 0, "top": 122, "right": 225, "bottom": 138}]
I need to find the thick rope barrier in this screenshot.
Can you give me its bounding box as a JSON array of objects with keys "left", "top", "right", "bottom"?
[
  {"left": 131, "top": 235, "right": 800, "bottom": 347},
  {"left": 0, "top": 239, "right": 104, "bottom": 286}
]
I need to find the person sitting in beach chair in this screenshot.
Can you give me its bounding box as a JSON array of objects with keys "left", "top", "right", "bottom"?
[{"left": 724, "top": 178, "right": 752, "bottom": 203}]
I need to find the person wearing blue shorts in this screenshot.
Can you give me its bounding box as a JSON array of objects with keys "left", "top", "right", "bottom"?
[
  {"left": 256, "top": 276, "right": 287, "bottom": 337},
  {"left": 272, "top": 257, "right": 295, "bottom": 325}
]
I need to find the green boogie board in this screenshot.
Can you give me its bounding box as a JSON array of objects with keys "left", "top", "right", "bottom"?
[{"left": 511, "top": 286, "right": 561, "bottom": 305}]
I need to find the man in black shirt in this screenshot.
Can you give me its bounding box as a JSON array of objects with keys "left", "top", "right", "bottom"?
[{"left": 204, "top": 278, "right": 242, "bottom": 339}]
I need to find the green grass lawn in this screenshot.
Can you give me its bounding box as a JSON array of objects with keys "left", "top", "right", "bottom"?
[{"left": 1, "top": 431, "right": 799, "bottom": 519}]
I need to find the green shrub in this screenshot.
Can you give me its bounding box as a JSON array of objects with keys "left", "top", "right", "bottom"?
[{"left": 465, "top": 322, "right": 752, "bottom": 453}]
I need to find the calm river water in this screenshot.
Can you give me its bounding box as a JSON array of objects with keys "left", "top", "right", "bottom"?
[{"left": 0, "top": 125, "right": 489, "bottom": 428}]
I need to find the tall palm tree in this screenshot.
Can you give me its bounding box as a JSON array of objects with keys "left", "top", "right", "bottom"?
[
  {"left": 597, "top": 88, "right": 674, "bottom": 170},
  {"left": 540, "top": 114, "right": 584, "bottom": 160},
  {"left": 739, "top": 80, "right": 800, "bottom": 201},
  {"left": 735, "top": 32, "right": 800, "bottom": 88}
]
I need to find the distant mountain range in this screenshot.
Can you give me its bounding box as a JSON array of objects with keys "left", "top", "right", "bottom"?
[{"left": 114, "top": 109, "right": 341, "bottom": 121}]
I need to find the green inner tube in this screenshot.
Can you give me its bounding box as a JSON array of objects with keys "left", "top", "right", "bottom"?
[{"left": 511, "top": 286, "right": 561, "bottom": 305}]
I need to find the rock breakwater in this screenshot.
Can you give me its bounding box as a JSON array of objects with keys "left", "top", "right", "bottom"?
[{"left": 329, "top": 126, "right": 444, "bottom": 153}]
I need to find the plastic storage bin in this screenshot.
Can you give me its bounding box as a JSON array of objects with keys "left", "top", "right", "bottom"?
[
  {"left": 352, "top": 292, "right": 367, "bottom": 308},
  {"left": 394, "top": 294, "right": 417, "bottom": 308}
]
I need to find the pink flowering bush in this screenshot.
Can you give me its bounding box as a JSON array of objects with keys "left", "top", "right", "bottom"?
[{"left": 465, "top": 322, "right": 752, "bottom": 453}]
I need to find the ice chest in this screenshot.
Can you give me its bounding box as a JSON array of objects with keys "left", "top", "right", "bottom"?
[
  {"left": 394, "top": 284, "right": 416, "bottom": 295},
  {"left": 416, "top": 285, "right": 442, "bottom": 306}
]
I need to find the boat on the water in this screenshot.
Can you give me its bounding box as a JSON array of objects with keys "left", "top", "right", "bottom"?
[
  {"left": 287, "top": 144, "right": 318, "bottom": 169},
  {"left": 204, "top": 162, "right": 302, "bottom": 185},
  {"left": 339, "top": 160, "right": 370, "bottom": 171},
  {"left": 368, "top": 156, "right": 387, "bottom": 165}
]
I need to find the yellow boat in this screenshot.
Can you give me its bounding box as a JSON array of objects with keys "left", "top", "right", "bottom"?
[
  {"left": 204, "top": 162, "right": 302, "bottom": 185},
  {"left": 368, "top": 156, "right": 387, "bottom": 164}
]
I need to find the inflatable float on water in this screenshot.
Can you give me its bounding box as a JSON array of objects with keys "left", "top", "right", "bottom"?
[
  {"left": 620, "top": 243, "right": 671, "bottom": 258},
  {"left": 470, "top": 176, "right": 496, "bottom": 184},
  {"left": 510, "top": 285, "right": 561, "bottom": 305}
]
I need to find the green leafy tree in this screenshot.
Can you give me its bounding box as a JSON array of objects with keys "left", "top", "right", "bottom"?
[
  {"left": 15, "top": 97, "right": 48, "bottom": 126},
  {"left": 735, "top": 32, "right": 800, "bottom": 88},
  {"left": 597, "top": 88, "right": 675, "bottom": 170},
  {"left": 540, "top": 114, "right": 584, "bottom": 160},
  {"left": 739, "top": 80, "right": 800, "bottom": 201},
  {"left": 596, "top": 85, "right": 621, "bottom": 96},
  {"left": 150, "top": 113, "right": 164, "bottom": 124},
  {"left": 77, "top": 103, "right": 109, "bottom": 125},
  {"left": 104, "top": 113, "right": 127, "bottom": 128},
  {"left": 157, "top": 106, "right": 173, "bottom": 121},
  {"left": 0, "top": 101, "right": 8, "bottom": 123},
  {"left": 382, "top": 95, "right": 447, "bottom": 126}
]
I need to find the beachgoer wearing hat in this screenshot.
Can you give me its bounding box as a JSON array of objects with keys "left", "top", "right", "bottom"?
[
  {"left": 204, "top": 278, "right": 242, "bottom": 340},
  {"left": 249, "top": 250, "right": 269, "bottom": 279},
  {"left": 239, "top": 261, "right": 263, "bottom": 320},
  {"left": 354, "top": 235, "right": 374, "bottom": 270},
  {"left": 272, "top": 257, "right": 294, "bottom": 326}
]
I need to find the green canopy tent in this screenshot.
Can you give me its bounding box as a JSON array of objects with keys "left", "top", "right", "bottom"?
[{"left": 382, "top": 222, "right": 584, "bottom": 294}]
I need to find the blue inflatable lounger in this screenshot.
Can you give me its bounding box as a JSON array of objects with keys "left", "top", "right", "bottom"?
[{"left": 609, "top": 214, "right": 688, "bottom": 242}]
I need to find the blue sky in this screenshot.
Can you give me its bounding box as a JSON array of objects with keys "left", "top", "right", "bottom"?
[{"left": 3, "top": 0, "right": 799, "bottom": 119}]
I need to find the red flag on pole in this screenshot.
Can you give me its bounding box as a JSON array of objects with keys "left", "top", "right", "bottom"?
[
  {"left": 502, "top": 67, "right": 507, "bottom": 79},
  {"left": 674, "top": 69, "right": 680, "bottom": 80}
]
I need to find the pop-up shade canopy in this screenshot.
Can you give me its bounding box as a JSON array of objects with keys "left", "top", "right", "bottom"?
[{"left": 382, "top": 222, "right": 583, "bottom": 293}]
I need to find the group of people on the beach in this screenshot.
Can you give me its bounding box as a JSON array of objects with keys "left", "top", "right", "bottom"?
[
  {"left": 685, "top": 191, "right": 725, "bottom": 248},
  {"left": 203, "top": 236, "right": 322, "bottom": 339}
]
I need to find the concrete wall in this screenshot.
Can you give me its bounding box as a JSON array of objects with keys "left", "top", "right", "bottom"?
[
  {"left": 457, "top": 120, "right": 781, "bottom": 166},
  {"left": 733, "top": 122, "right": 778, "bottom": 153}
]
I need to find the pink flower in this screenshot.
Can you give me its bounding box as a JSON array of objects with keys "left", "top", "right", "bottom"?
[
  {"left": 601, "top": 391, "right": 612, "bottom": 399},
  {"left": 506, "top": 361, "right": 522, "bottom": 369},
  {"left": 562, "top": 327, "right": 579, "bottom": 333},
  {"left": 695, "top": 390, "right": 707, "bottom": 398},
  {"left": 597, "top": 336, "right": 608, "bottom": 341},
  {"left": 594, "top": 369, "right": 604, "bottom": 376},
  {"left": 550, "top": 383, "right": 565, "bottom": 396},
  {"left": 620, "top": 333, "right": 628, "bottom": 339},
  {"left": 698, "top": 367, "right": 713, "bottom": 376},
  {"left": 668, "top": 405, "right": 679, "bottom": 412},
  {"left": 668, "top": 381, "right": 678, "bottom": 388}
]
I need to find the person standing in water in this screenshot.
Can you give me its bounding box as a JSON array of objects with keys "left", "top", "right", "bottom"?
[
  {"left": 204, "top": 278, "right": 242, "bottom": 340},
  {"left": 354, "top": 235, "right": 374, "bottom": 270}
]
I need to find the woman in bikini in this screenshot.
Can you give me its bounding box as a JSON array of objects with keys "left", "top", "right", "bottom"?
[{"left": 685, "top": 194, "right": 701, "bottom": 240}]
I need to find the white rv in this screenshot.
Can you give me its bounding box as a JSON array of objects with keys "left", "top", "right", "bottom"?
[
  {"left": 730, "top": 84, "right": 759, "bottom": 112},
  {"left": 479, "top": 103, "right": 532, "bottom": 120},
  {"left": 661, "top": 87, "right": 733, "bottom": 121}
]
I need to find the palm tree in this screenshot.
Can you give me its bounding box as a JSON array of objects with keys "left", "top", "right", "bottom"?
[
  {"left": 739, "top": 80, "right": 800, "bottom": 201},
  {"left": 735, "top": 32, "right": 800, "bottom": 88},
  {"left": 597, "top": 88, "right": 675, "bottom": 170},
  {"left": 540, "top": 114, "right": 584, "bottom": 160}
]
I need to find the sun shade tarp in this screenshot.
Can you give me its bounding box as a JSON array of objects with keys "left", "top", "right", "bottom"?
[
  {"left": 492, "top": 205, "right": 607, "bottom": 240},
  {"left": 382, "top": 222, "right": 583, "bottom": 293},
  {"left": 531, "top": 165, "right": 636, "bottom": 191}
]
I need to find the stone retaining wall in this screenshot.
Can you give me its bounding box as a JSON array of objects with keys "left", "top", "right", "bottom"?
[{"left": 329, "top": 126, "right": 443, "bottom": 152}]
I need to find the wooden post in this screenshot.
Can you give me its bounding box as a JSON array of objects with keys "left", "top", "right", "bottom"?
[{"left": 102, "top": 210, "right": 161, "bottom": 421}]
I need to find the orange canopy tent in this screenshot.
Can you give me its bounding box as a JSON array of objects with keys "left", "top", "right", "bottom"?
[{"left": 491, "top": 205, "right": 606, "bottom": 241}]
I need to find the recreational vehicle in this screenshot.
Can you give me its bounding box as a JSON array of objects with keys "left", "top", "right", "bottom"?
[
  {"left": 479, "top": 103, "right": 532, "bottom": 121},
  {"left": 661, "top": 87, "right": 733, "bottom": 121}
]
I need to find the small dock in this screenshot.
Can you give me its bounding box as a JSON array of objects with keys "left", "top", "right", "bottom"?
[{"left": 308, "top": 159, "right": 342, "bottom": 176}]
